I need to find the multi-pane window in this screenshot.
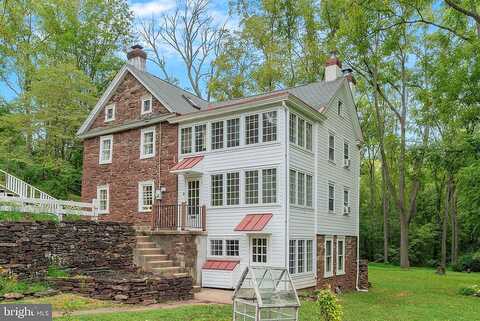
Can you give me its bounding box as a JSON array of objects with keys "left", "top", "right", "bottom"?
[
  {"left": 306, "top": 240, "right": 313, "bottom": 272},
  {"left": 210, "top": 239, "right": 223, "bottom": 256},
  {"left": 227, "top": 118, "right": 240, "bottom": 147},
  {"left": 97, "top": 185, "right": 109, "bottom": 214},
  {"left": 226, "top": 240, "right": 240, "bottom": 257},
  {"left": 181, "top": 127, "right": 192, "bottom": 154},
  {"left": 141, "top": 127, "right": 155, "bottom": 158},
  {"left": 325, "top": 238, "right": 333, "bottom": 277},
  {"left": 245, "top": 170, "right": 259, "bottom": 204},
  {"left": 337, "top": 238, "right": 345, "bottom": 274},
  {"left": 289, "top": 240, "right": 296, "bottom": 274},
  {"left": 306, "top": 122, "right": 313, "bottom": 151},
  {"left": 344, "top": 141, "right": 349, "bottom": 160},
  {"left": 289, "top": 170, "right": 296, "bottom": 204},
  {"left": 289, "top": 114, "right": 297, "bottom": 144},
  {"left": 245, "top": 114, "right": 259, "bottom": 145},
  {"left": 252, "top": 238, "right": 268, "bottom": 264},
  {"left": 297, "top": 172, "right": 305, "bottom": 206},
  {"left": 328, "top": 184, "right": 335, "bottom": 212},
  {"left": 211, "top": 174, "right": 224, "bottom": 206},
  {"left": 99, "top": 135, "right": 113, "bottom": 164},
  {"left": 262, "top": 111, "right": 277, "bottom": 142},
  {"left": 105, "top": 104, "right": 115, "bottom": 122},
  {"left": 297, "top": 240, "right": 305, "bottom": 273},
  {"left": 138, "top": 181, "right": 154, "bottom": 212},
  {"left": 262, "top": 168, "right": 277, "bottom": 203},
  {"left": 141, "top": 95, "right": 152, "bottom": 114},
  {"left": 306, "top": 175, "right": 313, "bottom": 207},
  {"left": 195, "top": 125, "right": 206, "bottom": 152},
  {"left": 226, "top": 172, "right": 240, "bottom": 205},
  {"left": 211, "top": 121, "right": 224, "bottom": 150},
  {"left": 298, "top": 118, "right": 305, "bottom": 147},
  {"left": 329, "top": 134, "right": 335, "bottom": 162}
]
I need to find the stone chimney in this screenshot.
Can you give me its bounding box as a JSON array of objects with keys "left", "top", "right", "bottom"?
[
  {"left": 324, "top": 50, "right": 343, "bottom": 82},
  {"left": 127, "top": 44, "right": 147, "bottom": 71}
]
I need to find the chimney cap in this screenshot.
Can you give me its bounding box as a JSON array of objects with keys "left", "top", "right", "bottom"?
[
  {"left": 127, "top": 44, "right": 147, "bottom": 60},
  {"left": 326, "top": 50, "right": 342, "bottom": 68},
  {"left": 131, "top": 44, "right": 144, "bottom": 50}
]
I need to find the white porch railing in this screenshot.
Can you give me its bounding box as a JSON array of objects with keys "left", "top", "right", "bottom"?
[
  {"left": 0, "top": 196, "right": 99, "bottom": 218},
  {"left": 0, "top": 169, "right": 56, "bottom": 201}
]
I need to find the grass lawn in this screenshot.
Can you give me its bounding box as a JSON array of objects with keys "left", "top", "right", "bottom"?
[{"left": 51, "top": 264, "right": 479, "bottom": 321}]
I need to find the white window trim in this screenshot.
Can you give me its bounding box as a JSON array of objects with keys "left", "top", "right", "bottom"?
[
  {"left": 138, "top": 180, "right": 155, "bottom": 212},
  {"left": 96, "top": 185, "right": 109, "bottom": 214},
  {"left": 289, "top": 111, "right": 313, "bottom": 153},
  {"left": 289, "top": 238, "right": 314, "bottom": 276},
  {"left": 104, "top": 104, "right": 115, "bottom": 122},
  {"left": 140, "top": 127, "right": 156, "bottom": 159},
  {"left": 290, "top": 169, "right": 313, "bottom": 209},
  {"left": 343, "top": 187, "right": 350, "bottom": 215},
  {"left": 337, "top": 100, "right": 344, "bottom": 117},
  {"left": 328, "top": 182, "right": 336, "bottom": 213},
  {"left": 208, "top": 237, "right": 240, "bottom": 259},
  {"left": 250, "top": 236, "right": 269, "bottom": 266},
  {"left": 141, "top": 95, "right": 153, "bottom": 115},
  {"left": 336, "top": 236, "right": 346, "bottom": 275},
  {"left": 324, "top": 236, "right": 334, "bottom": 278},
  {"left": 208, "top": 238, "right": 225, "bottom": 257},
  {"left": 328, "top": 132, "right": 336, "bottom": 163},
  {"left": 99, "top": 135, "right": 113, "bottom": 164}
]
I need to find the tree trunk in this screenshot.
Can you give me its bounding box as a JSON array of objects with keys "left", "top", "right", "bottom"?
[
  {"left": 441, "top": 181, "right": 450, "bottom": 273},
  {"left": 382, "top": 163, "right": 389, "bottom": 263},
  {"left": 450, "top": 180, "right": 459, "bottom": 265}
]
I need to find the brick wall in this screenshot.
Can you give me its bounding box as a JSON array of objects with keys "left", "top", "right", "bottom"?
[
  {"left": 81, "top": 72, "right": 179, "bottom": 223},
  {"left": 316, "top": 235, "right": 358, "bottom": 291}
]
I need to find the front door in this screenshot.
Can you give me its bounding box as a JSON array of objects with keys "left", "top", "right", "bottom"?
[{"left": 187, "top": 178, "right": 200, "bottom": 228}]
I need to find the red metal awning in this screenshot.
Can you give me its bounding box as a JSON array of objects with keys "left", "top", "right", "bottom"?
[
  {"left": 234, "top": 213, "right": 273, "bottom": 232},
  {"left": 170, "top": 156, "right": 204, "bottom": 172},
  {"left": 202, "top": 260, "right": 240, "bottom": 271}
]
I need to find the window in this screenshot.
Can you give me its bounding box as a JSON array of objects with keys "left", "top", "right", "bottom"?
[
  {"left": 245, "top": 170, "right": 259, "bottom": 204},
  {"left": 97, "top": 185, "right": 109, "bottom": 214},
  {"left": 227, "top": 118, "right": 240, "bottom": 147},
  {"left": 298, "top": 118, "right": 305, "bottom": 147},
  {"left": 262, "top": 111, "right": 277, "bottom": 142},
  {"left": 306, "top": 240, "right": 313, "bottom": 272},
  {"left": 289, "top": 114, "right": 297, "bottom": 144},
  {"left": 337, "top": 237, "right": 345, "bottom": 274},
  {"left": 211, "top": 121, "right": 224, "bottom": 150},
  {"left": 325, "top": 237, "right": 333, "bottom": 277},
  {"left": 328, "top": 134, "right": 335, "bottom": 162},
  {"left": 297, "top": 172, "right": 305, "bottom": 206},
  {"left": 297, "top": 240, "right": 305, "bottom": 273},
  {"left": 210, "top": 239, "right": 223, "bottom": 256},
  {"left": 211, "top": 174, "right": 223, "bottom": 206},
  {"left": 289, "top": 170, "right": 296, "bottom": 204},
  {"left": 226, "top": 172, "right": 240, "bottom": 205},
  {"left": 245, "top": 114, "right": 259, "bottom": 145},
  {"left": 140, "top": 127, "right": 155, "bottom": 158},
  {"left": 306, "top": 175, "right": 313, "bottom": 207},
  {"left": 195, "top": 125, "right": 207, "bottom": 152},
  {"left": 337, "top": 100, "right": 343, "bottom": 116},
  {"left": 344, "top": 141, "right": 349, "bottom": 160},
  {"left": 289, "top": 240, "right": 296, "bottom": 274},
  {"left": 343, "top": 188, "right": 350, "bottom": 215},
  {"left": 181, "top": 127, "right": 192, "bottom": 154},
  {"left": 226, "top": 240, "right": 240, "bottom": 257},
  {"left": 262, "top": 168, "right": 277, "bottom": 203},
  {"left": 141, "top": 95, "right": 152, "bottom": 114},
  {"left": 138, "top": 180, "right": 154, "bottom": 212},
  {"left": 306, "top": 122, "right": 313, "bottom": 151},
  {"left": 252, "top": 237, "right": 268, "bottom": 264},
  {"left": 99, "top": 135, "right": 113, "bottom": 164},
  {"left": 104, "top": 104, "right": 115, "bottom": 122},
  {"left": 328, "top": 184, "right": 335, "bottom": 212}
]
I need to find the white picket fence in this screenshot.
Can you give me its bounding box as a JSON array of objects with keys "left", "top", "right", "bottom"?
[{"left": 0, "top": 196, "right": 99, "bottom": 218}]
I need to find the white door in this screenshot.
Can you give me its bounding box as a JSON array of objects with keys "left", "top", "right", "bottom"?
[{"left": 187, "top": 178, "right": 200, "bottom": 228}]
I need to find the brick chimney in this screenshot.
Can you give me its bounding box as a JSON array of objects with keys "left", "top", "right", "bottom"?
[
  {"left": 324, "top": 50, "right": 343, "bottom": 82},
  {"left": 127, "top": 44, "right": 147, "bottom": 71},
  {"left": 342, "top": 68, "right": 356, "bottom": 93}
]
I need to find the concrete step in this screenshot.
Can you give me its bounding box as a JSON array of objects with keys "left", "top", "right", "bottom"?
[
  {"left": 142, "top": 254, "right": 169, "bottom": 262},
  {"left": 135, "top": 235, "right": 151, "bottom": 241},
  {"left": 147, "top": 260, "right": 174, "bottom": 268},
  {"left": 175, "top": 273, "right": 190, "bottom": 278},
  {"left": 151, "top": 266, "right": 184, "bottom": 276},
  {"left": 136, "top": 242, "right": 157, "bottom": 249},
  {"left": 135, "top": 248, "right": 164, "bottom": 256}
]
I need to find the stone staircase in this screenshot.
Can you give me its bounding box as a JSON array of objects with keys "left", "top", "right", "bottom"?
[{"left": 135, "top": 234, "right": 188, "bottom": 278}]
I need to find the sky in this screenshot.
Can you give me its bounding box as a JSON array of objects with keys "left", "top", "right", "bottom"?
[{"left": 0, "top": 0, "right": 234, "bottom": 102}]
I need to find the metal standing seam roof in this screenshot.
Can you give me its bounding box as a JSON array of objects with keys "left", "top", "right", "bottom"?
[
  {"left": 170, "top": 156, "right": 204, "bottom": 171},
  {"left": 203, "top": 260, "right": 240, "bottom": 271},
  {"left": 235, "top": 213, "right": 273, "bottom": 232}
]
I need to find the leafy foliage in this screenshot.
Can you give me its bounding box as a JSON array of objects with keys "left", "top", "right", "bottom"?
[{"left": 316, "top": 288, "right": 343, "bottom": 321}]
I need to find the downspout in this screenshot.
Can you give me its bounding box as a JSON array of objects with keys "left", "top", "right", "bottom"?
[
  {"left": 355, "top": 145, "right": 367, "bottom": 292},
  {"left": 283, "top": 102, "right": 289, "bottom": 269}
]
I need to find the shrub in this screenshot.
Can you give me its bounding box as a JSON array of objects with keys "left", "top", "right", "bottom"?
[
  {"left": 0, "top": 275, "right": 47, "bottom": 295},
  {"left": 452, "top": 252, "right": 480, "bottom": 272},
  {"left": 317, "top": 288, "right": 343, "bottom": 321},
  {"left": 459, "top": 285, "right": 480, "bottom": 297}
]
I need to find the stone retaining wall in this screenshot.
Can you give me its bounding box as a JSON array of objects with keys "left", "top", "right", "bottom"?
[
  {"left": 49, "top": 274, "right": 193, "bottom": 304},
  {"left": 0, "top": 221, "right": 136, "bottom": 278}
]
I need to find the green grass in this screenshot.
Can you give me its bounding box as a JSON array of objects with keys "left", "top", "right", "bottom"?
[
  {"left": 0, "top": 210, "right": 82, "bottom": 222},
  {"left": 47, "top": 265, "right": 70, "bottom": 278},
  {"left": 51, "top": 264, "right": 479, "bottom": 321},
  {"left": 0, "top": 276, "right": 48, "bottom": 296},
  {"left": 19, "top": 294, "right": 116, "bottom": 313}
]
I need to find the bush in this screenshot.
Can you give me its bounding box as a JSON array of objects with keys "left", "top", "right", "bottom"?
[
  {"left": 459, "top": 285, "right": 480, "bottom": 297},
  {"left": 317, "top": 288, "right": 343, "bottom": 321},
  {"left": 0, "top": 275, "right": 47, "bottom": 295},
  {"left": 452, "top": 252, "right": 480, "bottom": 272}
]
